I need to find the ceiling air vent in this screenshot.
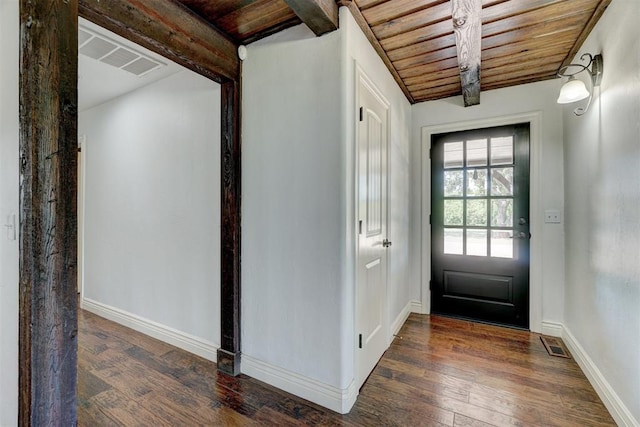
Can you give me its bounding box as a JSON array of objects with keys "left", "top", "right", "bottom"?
[{"left": 78, "top": 25, "right": 165, "bottom": 76}]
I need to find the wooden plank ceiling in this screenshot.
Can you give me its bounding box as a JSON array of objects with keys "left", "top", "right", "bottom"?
[{"left": 176, "top": 0, "right": 611, "bottom": 104}]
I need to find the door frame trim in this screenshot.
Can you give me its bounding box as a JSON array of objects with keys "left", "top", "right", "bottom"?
[
  {"left": 354, "top": 65, "right": 391, "bottom": 389},
  {"left": 420, "top": 111, "right": 543, "bottom": 332}
]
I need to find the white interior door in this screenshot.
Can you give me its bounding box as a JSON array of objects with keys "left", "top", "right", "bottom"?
[{"left": 356, "top": 74, "right": 389, "bottom": 389}]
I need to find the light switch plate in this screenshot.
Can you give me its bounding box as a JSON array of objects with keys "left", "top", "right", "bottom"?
[{"left": 544, "top": 210, "right": 561, "bottom": 224}]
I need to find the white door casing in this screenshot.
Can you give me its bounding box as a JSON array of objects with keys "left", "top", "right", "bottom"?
[
  {"left": 78, "top": 135, "right": 86, "bottom": 299},
  {"left": 420, "top": 112, "right": 543, "bottom": 332},
  {"left": 356, "top": 70, "right": 390, "bottom": 389},
  {"left": 0, "top": 0, "right": 20, "bottom": 423}
]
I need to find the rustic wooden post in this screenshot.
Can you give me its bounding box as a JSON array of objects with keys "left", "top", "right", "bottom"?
[
  {"left": 218, "top": 79, "right": 242, "bottom": 376},
  {"left": 19, "top": 0, "right": 78, "bottom": 425}
]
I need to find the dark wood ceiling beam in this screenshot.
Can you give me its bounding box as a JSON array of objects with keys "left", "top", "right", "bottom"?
[
  {"left": 283, "top": 0, "right": 338, "bottom": 36},
  {"left": 339, "top": 1, "right": 415, "bottom": 103},
  {"left": 452, "top": 0, "right": 482, "bottom": 106},
  {"left": 79, "top": 0, "right": 239, "bottom": 82}
]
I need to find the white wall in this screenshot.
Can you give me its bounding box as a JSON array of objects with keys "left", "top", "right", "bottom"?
[
  {"left": 241, "top": 23, "right": 346, "bottom": 389},
  {"left": 79, "top": 70, "right": 221, "bottom": 355},
  {"left": 562, "top": 0, "right": 640, "bottom": 423},
  {"left": 411, "top": 79, "right": 566, "bottom": 330},
  {"left": 241, "top": 6, "right": 413, "bottom": 413},
  {"left": 0, "top": 1, "right": 19, "bottom": 425}
]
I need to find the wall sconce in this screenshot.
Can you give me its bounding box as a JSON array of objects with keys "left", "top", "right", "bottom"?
[{"left": 556, "top": 53, "right": 603, "bottom": 116}]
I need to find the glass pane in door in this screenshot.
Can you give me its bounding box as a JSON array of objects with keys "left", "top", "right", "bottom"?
[
  {"left": 467, "top": 229, "right": 487, "bottom": 256},
  {"left": 444, "top": 142, "right": 463, "bottom": 168},
  {"left": 444, "top": 228, "right": 463, "bottom": 254},
  {"left": 491, "top": 230, "right": 513, "bottom": 258}
]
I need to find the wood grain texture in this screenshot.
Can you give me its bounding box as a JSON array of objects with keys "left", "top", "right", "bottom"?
[
  {"left": 219, "top": 80, "right": 242, "bottom": 376},
  {"left": 214, "top": 0, "right": 301, "bottom": 43},
  {"left": 78, "top": 310, "right": 615, "bottom": 426},
  {"left": 284, "top": 0, "right": 338, "bottom": 36},
  {"left": 452, "top": 0, "right": 482, "bottom": 106},
  {"left": 558, "top": 0, "right": 612, "bottom": 70},
  {"left": 165, "top": 0, "right": 608, "bottom": 104},
  {"left": 19, "top": 0, "right": 78, "bottom": 424},
  {"left": 79, "top": 0, "right": 240, "bottom": 82}
]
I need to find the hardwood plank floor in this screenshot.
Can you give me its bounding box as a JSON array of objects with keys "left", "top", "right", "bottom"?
[{"left": 78, "top": 310, "right": 615, "bottom": 426}]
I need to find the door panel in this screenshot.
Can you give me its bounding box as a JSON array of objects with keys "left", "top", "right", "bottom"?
[
  {"left": 431, "top": 124, "right": 530, "bottom": 328},
  {"left": 357, "top": 76, "right": 389, "bottom": 389}
]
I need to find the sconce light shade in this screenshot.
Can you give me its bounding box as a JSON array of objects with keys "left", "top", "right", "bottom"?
[
  {"left": 557, "top": 76, "right": 589, "bottom": 104},
  {"left": 556, "top": 53, "right": 603, "bottom": 116}
]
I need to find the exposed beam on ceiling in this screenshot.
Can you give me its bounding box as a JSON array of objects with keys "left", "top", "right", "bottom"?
[
  {"left": 79, "top": 0, "right": 240, "bottom": 83},
  {"left": 284, "top": 0, "right": 338, "bottom": 36},
  {"left": 452, "top": 0, "right": 482, "bottom": 106}
]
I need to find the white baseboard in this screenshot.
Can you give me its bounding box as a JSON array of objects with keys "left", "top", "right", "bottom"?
[
  {"left": 390, "top": 299, "right": 423, "bottom": 339},
  {"left": 560, "top": 325, "right": 638, "bottom": 427},
  {"left": 540, "top": 321, "right": 563, "bottom": 337},
  {"left": 81, "top": 297, "right": 218, "bottom": 362},
  {"left": 390, "top": 301, "right": 412, "bottom": 338},
  {"left": 410, "top": 300, "right": 423, "bottom": 314},
  {"left": 241, "top": 354, "right": 357, "bottom": 414}
]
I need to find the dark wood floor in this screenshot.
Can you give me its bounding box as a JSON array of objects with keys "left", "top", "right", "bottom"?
[{"left": 78, "top": 310, "right": 616, "bottom": 426}]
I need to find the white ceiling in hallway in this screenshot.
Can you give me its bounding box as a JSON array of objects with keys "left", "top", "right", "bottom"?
[{"left": 78, "top": 17, "right": 184, "bottom": 112}]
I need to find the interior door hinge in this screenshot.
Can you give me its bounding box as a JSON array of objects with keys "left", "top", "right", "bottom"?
[
  {"left": 429, "top": 214, "right": 432, "bottom": 225},
  {"left": 359, "top": 107, "right": 363, "bottom": 122},
  {"left": 358, "top": 334, "right": 363, "bottom": 349},
  {"left": 429, "top": 280, "right": 432, "bottom": 291},
  {"left": 429, "top": 147, "right": 432, "bottom": 158},
  {"left": 358, "top": 219, "right": 363, "bottom": 235}
]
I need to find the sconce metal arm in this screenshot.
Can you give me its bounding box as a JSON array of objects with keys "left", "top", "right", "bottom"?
[{"left": 557, "top": 53, "right": 603, "bottom": 116}]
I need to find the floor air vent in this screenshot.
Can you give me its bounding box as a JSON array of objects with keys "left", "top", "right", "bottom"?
[
  {"left": 540, "top": 336, "right": 571, "bottom": 358},
  {"left": 78, "top": 27, "right": 164, "bottom": 76}
]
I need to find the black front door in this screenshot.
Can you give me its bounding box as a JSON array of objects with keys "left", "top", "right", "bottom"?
[{"left": 431, "top": 124, "right": 530, "bottom": 328}]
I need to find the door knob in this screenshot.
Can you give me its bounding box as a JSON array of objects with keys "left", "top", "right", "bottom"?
[
  {"left": 383, "top": 239, "right": 392, "bottom": 248},
  {"left": 510, "top": 232, "right": 529, "bottom": 239}
]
